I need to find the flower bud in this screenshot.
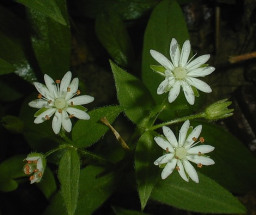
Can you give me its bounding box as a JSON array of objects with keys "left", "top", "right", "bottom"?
[
  {"left": 23, "top": 153, "right": 46, "bottom": 184},
  {"left": 204, "top": 99, "right": 234, "bottom": 120}
]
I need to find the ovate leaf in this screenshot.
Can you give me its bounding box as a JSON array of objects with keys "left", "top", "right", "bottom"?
[
  {"left": 151, "top": 171, "right": 246, "bottom": 214},
  {"left": 58, "top": 148, "right": 80, "bottom": 215},
  {"left": 72, "top": 106, "right": 122, "bottom": 148},
  {"left": 110, "top": 61, "right": 154, "bottom": 126},
  {"left": 95, "top": 13, "right": 134, "bottom": 67},
  {"left": 16, "top": 0, "right": 66, "bottom": 25},
  {"left": 135, "top": 131, "right": 161, "bottom": 210}
]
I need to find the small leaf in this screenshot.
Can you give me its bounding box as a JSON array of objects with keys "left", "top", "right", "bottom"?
[
  {"left": 110, "top": 61, "right": 155, "bottom": 126},
  {"left": 151, "top": 171, "right": 246, "bottom": 214},
  {"left": 34, "top": 107, "right": 49, "bottom": 117},
  {"left": 0, "top": 180, "right": 18, "bottom": 192},
  {"left": 58, "top": 148, "right": 80, "bottom": 215},
  {"left": 72, "top": 106, "right": 122, "bottom": 148},
  {"left": 0, "top": 58, "right": 15, "bottom": 75},
  {"left": 16, "top": 0, "right": 66, "bottom": 25},
  {"left": 150, "top": 65, "right": 166, "bottom": 74},
  {"left": 135, "top": 131, "right": 161, "bottom": 210},
  {"left": 95, "top": 13, "right": 134, "bottom": 67},
  {"left": 1, "top": 115, "right": 24, "bottom": 133}
]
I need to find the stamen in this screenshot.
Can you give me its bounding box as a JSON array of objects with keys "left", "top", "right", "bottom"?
[
  {"left": 48, "top": 100, "right": 52, "bottom": 104},
  {"left": 29, "top": 175, "right": 35, "bottom": 181},
  {"left": 166, "top": 147, "right": 170, "bottom": 153},
  {"left": 192, "top": 137, "right": 197, "bottom": 141},
  {"left": 69, "top": 114, "right": 74, "bottom": 118},
  {"left": 45, "top": 115, "right": 50, "bottom": 120},
  {"left": 67, "top": 87, "right": 71, "bottom": 92},
  {"left": 175, "top": 155, "right": 179, "bottom": 159},
  {"left": 37, "top": 172, "right": 42, "bottom": 177},
  {"left": 33, "top": 160, "right": 38, "bottom": 164},
  {"left": 34, "top": 169, "right": 39, "bottom": 172},
  {"left": 27, "top": 161, "right": 32, "bottom": 164},
  {"left": 70, "top": 101, "right": 74, "bottom": 106},
  {"left": 198, "top": 152, "right": 202, "bottom": 156},
  {"left": 24, "top": 164, "right": 31, "bottom": 175},
  {"left": 199, "top": 137, "right": 205, "bottom": 143},
  {"left": 76, "top": 90, "right": 81, "bottom": 95},
  {"left": 38, "top": 94, "right": 42, "bottom": 99},
  {"left": 58, "top": 109, "right": 62, "bottom": 113},
  {"left": 197, "top": 163, "right": 203, "bottom": 168},
  {"left": 176, "top": 166, "right": 180, "bottom": 171},
  {"left": 55, "top": 80, "right": 61, "bottom": 84}
]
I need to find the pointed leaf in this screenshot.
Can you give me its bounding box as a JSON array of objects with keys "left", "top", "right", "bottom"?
[
  {"left": 110, "top": 61, "right": 154, "bottom": 125},
  {"left": 135, "top": 131, "right": 161, "bottom": 210},
  {"left": 72, "top": 106, "right": 122, "bottom": 148},
  {"left": 58, "top": 148, "right": 80, "bottom": 215},
  {"left": 151, "top": 171, "right": 246, "bottom": 214}
]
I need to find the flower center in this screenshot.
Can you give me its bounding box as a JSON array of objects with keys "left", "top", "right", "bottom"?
[
  {"left": 173, "top": 67, "right": 187, "bottom": 80},
  {"left": 54, "top": 98, "right": 67, "bottom": 109},
  {"left": 175, "top": 147, "right": 187, "bottom": 159}
]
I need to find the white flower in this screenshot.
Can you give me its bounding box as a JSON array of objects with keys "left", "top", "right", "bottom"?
[
  {"left": 29, "top": 71, "right": 94, "bottom": 134},
  {"left": 150, "top": 38, "right": 214, "bottom": 105},
  {"left": 154, "top": 120, "right": 215, "bottom": 183},
  {"left": 23, "top": 153, "right": 46, "bottom": 184}
]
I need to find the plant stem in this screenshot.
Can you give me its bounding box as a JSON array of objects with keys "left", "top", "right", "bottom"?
[
  {"left": 45, "top": 144, "right": 75, "bottom": 157},
  {"left": 149, "top": 112, "right": 206, "bottom": 131}
]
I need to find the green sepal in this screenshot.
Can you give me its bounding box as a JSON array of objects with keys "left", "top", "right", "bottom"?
[
  {"left": 71, "top": 105, "right": 88, "bottom": 112},
  {"left": 150, "top": 65, "right": 166, "bottom": 75},
  {"left": 34, "top": 107, "right": 49, "bottom": 117}
]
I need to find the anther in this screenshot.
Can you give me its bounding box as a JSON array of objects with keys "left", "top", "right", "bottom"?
[
  {"left": 38, "top": 172, "right": 42, "bottom": 177},
  {"left": 58, "top": 109, "right": 62, "bottom": 113},
  {"left": 33, "top": 160, "right": 38, "bottom": 164},
  {"left": 56, "top": 80, "right": 61, "bottom": 84},
  {"left": 45, "top": 115, "right": 50, "bottom": 120},
  {"left": 76, "top": 90, "right": 81, "bottom": 95},
  {"left": 166, "top": 147, "right": 170, "bottom": 153},
  {"left": 69, "top": 114, "right": 74, "bottom": 118},
  {"left": 70, "top": 101, "right": 74, "bottom": 106},
  {"left": 27, "top": 161, "right": 32, "bottom": 164},
  {"left": 38, "top": 94, "right": 42, "bottom": 99},
  {"left": 34, "top": 169, "right": 39, "bottom": 172},
  {"left": 67, "top": 87, "right": 71, "bottom": 92},
  {"left": 48, "top": 100, "right": 52, "bottom": 104},
  {"left": 197, "top": 163, "right": 203, "bottom": 168},
  {"left": 199, "top": 137, "right": 205, "bottom": 143},
  {"left": 29, "top": 175, "right": 35, "bottom": 181},
  {"left": 175, "top": 155, "right": 179, "bottom": 159},
  {"left": 192, "top": 137, "right": 197, "bottom": 141},
  {"left": 24, "top": 164, "right": 31, "bottom": 175},
  {"left": 198, "top": 152, "right": 202, "bottom": 156},
  {"left": 176, "top": 166, "right": 180, "bottom": 171}
]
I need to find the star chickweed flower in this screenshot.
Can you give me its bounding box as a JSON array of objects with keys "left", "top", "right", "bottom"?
[
  {"left": 23, "top": 153, "right": 46, "bottom": 184},
  {"left": 154, "top": 120, "right": 215, "bottom": 183},
  {"left": 29, "top": 71, "right": 94, "bottom": 134},
  {"left": 150, "top": 38, "right": 214, "bottom": 105}
]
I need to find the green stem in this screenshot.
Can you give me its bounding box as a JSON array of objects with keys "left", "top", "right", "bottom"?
[
  {"left": 45, "top": 144, "right": 75, "bottom": 157},
  {"left": 149, "top": 112, "right": 206, "bottom": 131}
]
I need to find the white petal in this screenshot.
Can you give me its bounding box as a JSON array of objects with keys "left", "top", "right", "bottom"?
[
  {"left": 154, "top": 153, "right": 174, "bottom": 165},
  {"left": 68, "top": 95, "right": 94, "bottom": 106},
  {"left": 65, "top": 78, "right": 79, "bottom": 100},
  {"left": 60, "top": 71, "right": 72, "bottom": 95},
  {"left": 183, "top": 160, "right": 199, "bottom": 183},
  {"left": 178, "top": 120, "right": 190, "bottom": 147},
  {"left": 34, "top": 82, "right": 53, "bottom": 100},
  {"left": 157, "top": 79, "right": 169, "bottom": 95},
  {"left": 170, "top": 38, "right": 180, "bottom": 67},
  {"left": 179, "top": 40, "right": 191, "bottom": 67},
  {"left": 29, "top": 99, "right": 48, "bottom": 109},
  {"left": 162, "top": 126, "right": 178, "bottom": 147},
  {"left": 185, "top": 125, "right": 202, "bottom": 147},
  {"left": 66, "top": 107, "right": 90, "bottom": 120},
  {"left": 187, "top": 67, "right": 215, "bottom": 77},
  {"left": 150, "top": 50, "right": 174, "bottom": 70},
  {"left": 44, "top": 74, "right": 57, "bottom": 98},
  {"left": 34, "top": 108, "right": 55, "bottom": 124},
  {"left": 168, "top": 81, "right": 181, "bottom": 103},
  {"left": 187, "top": 77, "right": 212, "bottom": 93},
  {"left": 52, "top": 111, "right": 62, "bottom": 134},
  {"left": 161, "top": 158, "right": 177, "bottom": 179},
  {"left": 187, "top": 145, "right": 214, "bottom": 154},
  {"left": 182, "top": 81, "right": 195, "bottom": 105},
  {"left": 62, "top": 110, "right": 72, "bottom": 132},
  {"left": 177, "top": 160, "right": 189, "bottom": 182},
  {"left": 187, "top": 155, "right": 215, "bottom": 166},
  {"left": 186, "top": 54, "right": 210, "bottom": 70},
  {"left": 154, "top": 136, "right": 173, "bottom": 152}
]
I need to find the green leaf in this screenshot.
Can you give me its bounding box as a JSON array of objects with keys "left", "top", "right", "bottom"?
[
  {"left": 135, "top": 131, "right": 161, "bottom": 210},
  {"left": 0, "top": 58, "right": 15, "bottom": 75},
  {"left": 34, "top": 107, "right": 49, "bottom": 117},
  {"left": 112, "top": 206, "right": 152, "bottom": 215},
  {"left": 0, "top": 155, "right": 26, "bottom": 192},
  {"left": 73, "top": 0, "right": 157, "bottom": 21},
  {"left": 37, "top": 167, "right": 57, "bottom": 199},
  {"left": 196, "top": 121, "right": 256, "bottom": 193},
  {"left": 110, "top": 61, "right": 155, "bottom": 125},
  {"left": 16, "top": 0, "right": 66, "bottom": 25},
  {"left": 27, "top": 0, "right": 71, "bottom": 79},
  {"left": 58, "top": 148, "right": 80, "bottom": 215},
  {"left": 72, "top": 106, "right": 122, "bottom": 148},
  {"left": 1, "top": 115, "right": 24, "bottom": 133},
  {"left": 151, "top": 171, "right": 246, "bottom": 214},
  {"left": 44, "top": 165, "right": 117, "bottom": 215},
  {"left": 95, "top": 13, "right": 134, "bottom": 67}
]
